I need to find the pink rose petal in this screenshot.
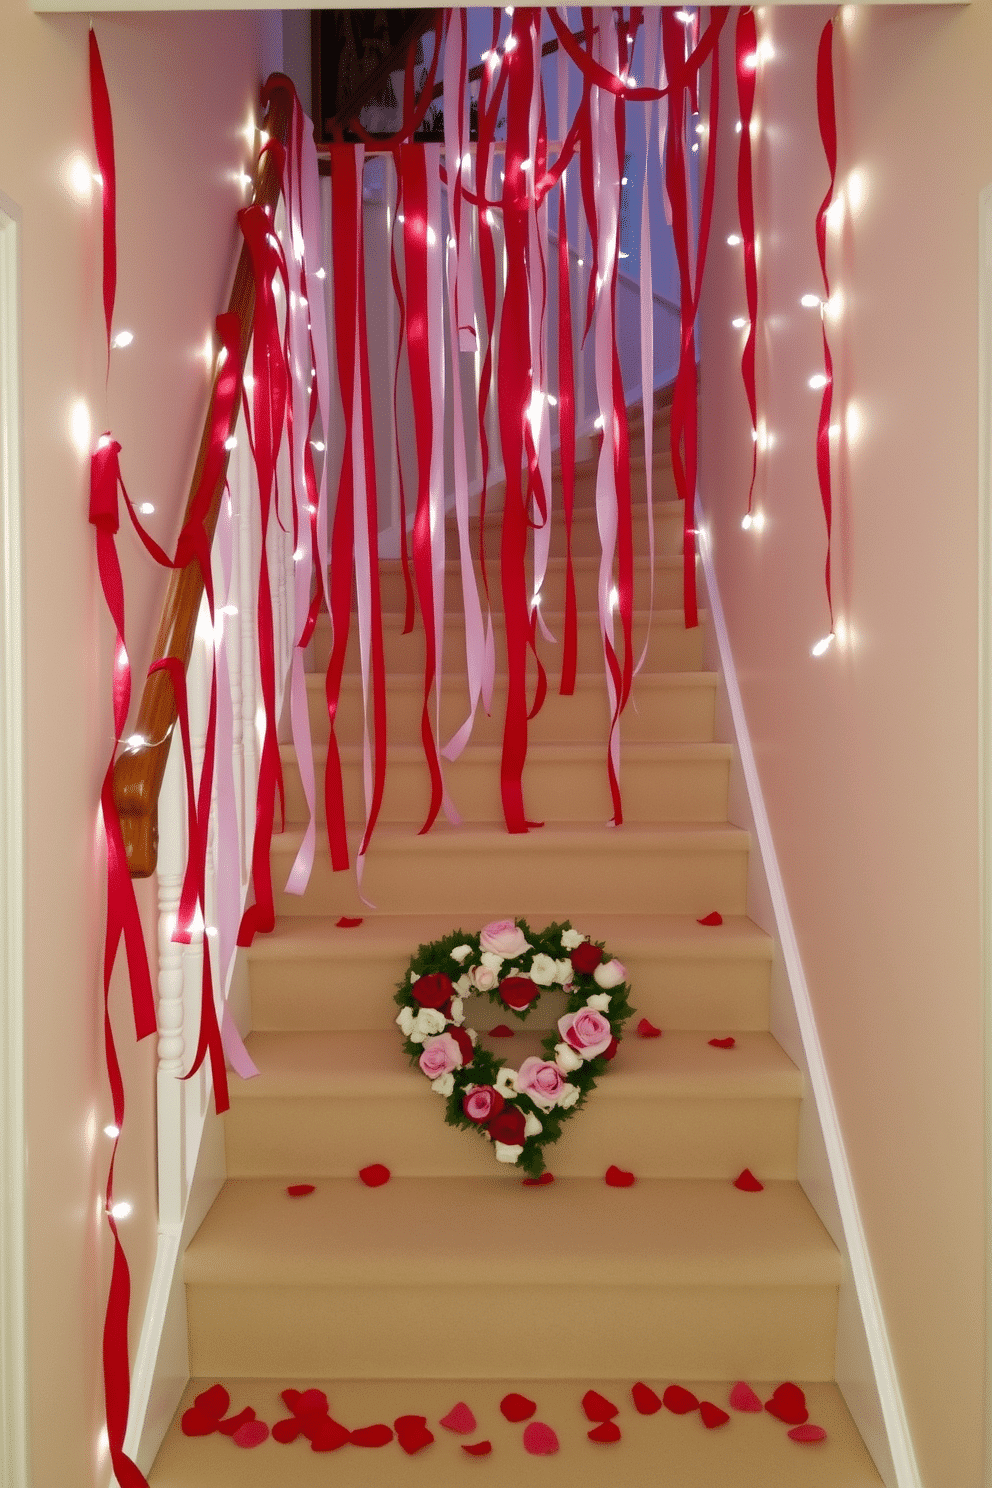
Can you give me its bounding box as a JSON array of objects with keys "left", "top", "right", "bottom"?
[
  {"left": 788, "top": 1423, "right": 827, "bottom": 1443},
  {"left": 522, "top": 1421, "right": 559, "bottom": 1455},
  {"left": 232, "top": 1420, "right": 270, "bottom": 1448},
  {"left": 729, "top": 1381, "right": 763, "bottom": 1413},
  {"left": 440, "top": 1402, "right": 477, "bottom": 1434}
]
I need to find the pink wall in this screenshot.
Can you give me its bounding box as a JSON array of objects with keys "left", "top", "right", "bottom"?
[
  {"left": 0, "top": 4, "right": 265, "bottom": 1482},
  {"left": 699, "top": 7, "right": 987, "bottom": 1486}
]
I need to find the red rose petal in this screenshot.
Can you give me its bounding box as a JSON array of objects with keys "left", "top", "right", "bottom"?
[
  {"left": 631, "top": 1382, "right": 663, "bottom": 1415},
  {"left": 450, "top": 1026, "right": 476, "bottom": 1067},
  {"left": 440, "top": 1402, "right": 477, "bottom": 1434},
  {"left": 728, "top": 1381, "right": 763, "bottom": 1413},
  {"left": 587, "top": 1420, "right": 622, "bottom": 1443},
  {"left": 788, "top": 1423, "right": 827, "bottom": 1443},
  {"left": 181, "top": 1407, "right": 218, "bottom": 1437},
  {"left": 708, "top": 1037, "right": 736, "bottom": 1049},
  {"left": 603, "top": 1037, "right": 619, "bottom": 1062},
  {"left": 500, "top": 1392, "right": 537, "bottom": 1423},
  {"left": 489, "top": 1024, "right": 515, "bottom": 1037},
  {"left": 349, "top": 1423, "right": 394, "bottom": 1448},
  {"left": 272, "top": 1417, "right": 303, "bottom": 1444},
  {"left": 636, "top": 1018, "right": 662, "bottom": 1038},
  {"left": 358, "top": 1164, "right": 391, "bottom": 1187},
  {"left": 765, "top": 1383, "right": 809, "bottom": 1425},
  {"left": 232, "top": 1420, "right": 270, "bottom": 1448},
  {"left": 522, "top": 1421, "right": 559, "bottom": 1455},
  {"left": 294, "top": 1389, "right": 329, "bottom": 1416},
  {"left": 336, "top": 916, "right": 363, "bottom": 928},
  {"left": 605, "top": 1164, "right": 636, "bottom": 1188},
  {"left": 700, "top": 1401, "right": 730, "bottom": 1429},
  {"left": 582, "top": 1390, "right": 619, "bottom": 1421},
  {"left": 697, "top": 911, "right": 724, "bottom": 926},
  {"left": 461, "top": 1440, "right": 493, "bottom": 1456},
  {"left": 308, "top": 1417, "right": 350, "bottom": 1452},
  {"left": 394, "top": 1415, "right": 435, "bottom": 1455},
  {"left": 286, "top": 1183, "right": 315, "bottom": 1197},
  {"left": 217, "top": 1407, "right": 256, "bottom": 1437},
  {"left": 663, "top": 1385, "right": 700, "bottom": 1415},
  {"left": 522, "top": 1172, "right": 555, "bottom": 1186},
  {"left": 194, "top": 1383, "right": 231, "bottom": 1420},
  {"left": 733, "top": 1167, "right": 765, "bottom": 1192}
]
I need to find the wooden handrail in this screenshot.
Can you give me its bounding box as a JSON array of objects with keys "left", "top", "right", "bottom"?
[{"left": 112, "top": 74, "right": 296, "bottom": 879}]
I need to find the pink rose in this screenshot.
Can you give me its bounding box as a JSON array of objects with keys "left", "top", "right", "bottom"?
[
  {"left": 480, "top": 919, "right": 531, "bottom": 958},
  {"left": 468, "top": 963, "right": 498, "bottom": 992},
  {"left": 558, "top": 1008, "right": 613, "bottom": 1060},
  {"left": 418, "top": 1032, "right": 465, "bottom": 1081},
  {"left": 515, "top": 1056, "right": 568, "bottom": 1110},
  {"left": 463, "top": 1086, "right": 505, "bottom": 1124}
]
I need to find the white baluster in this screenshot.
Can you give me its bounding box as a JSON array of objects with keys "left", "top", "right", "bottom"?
[
  {"left": 155, "top": 739, "right": 187, "bottom": 1230},
  {"left": 238, "top": 435, "right": 259, "bottom": 872}
]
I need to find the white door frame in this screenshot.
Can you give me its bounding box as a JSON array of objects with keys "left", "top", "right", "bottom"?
[{"left": 978, "top": 183, "right": 992, "bottom": 1488}]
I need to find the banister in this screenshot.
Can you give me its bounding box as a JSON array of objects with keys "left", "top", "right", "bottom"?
[{"left": 112, "top": 74, "right": 296, "bottom": 879}]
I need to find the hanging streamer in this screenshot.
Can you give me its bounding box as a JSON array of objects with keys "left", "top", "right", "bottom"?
[
  {"left": 556, "top": 39, "right": 578, "bottom": 697},
  {"left": 635, "top": 6, "right": 663, "bottom": 679},
  {"left": 815, "top": 17, "right": 837, "bottom": 631},
  {"left": 736, "top": 9, "right": 759, "bottom": 515}
]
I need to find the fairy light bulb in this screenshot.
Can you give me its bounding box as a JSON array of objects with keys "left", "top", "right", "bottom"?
[
  {"left": 801, "top": 293, "right": 821, "bottom": 309},
  {"left": 138, "top": 503, "right": 155, "bottom": 516},
  {"left": 811, "top": 633, "right": 834, "bottom": 657},
  {"left": 726, "top": 233, "right": 742, "bottom": 247},
  {"left": 808, "top": 373, "right": 828, "bottom": 390},
  {"left": 111, "top": 330, "right": 134, "bottom": 349},
  {"left": 109, "top": 1201, "right": 132, "bottom": 1220},
  {"left": 224, "top": 436, "right": 237, "bottom": 451},
  {"left": 732, "top": 317, "right": 747, "bottom": 329},
  {"left": 741, "top": 513, "right": 753, "bottom": 530},
  {"left": 104, "top": 1125, "right": 120, "bottom": 1139}
]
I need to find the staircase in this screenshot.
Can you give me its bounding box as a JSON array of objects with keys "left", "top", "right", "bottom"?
[{"left": 147, "top": 404, "right": 885, "bottom": 1485}]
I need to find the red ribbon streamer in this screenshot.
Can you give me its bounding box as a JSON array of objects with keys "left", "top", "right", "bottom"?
[
  {"left": 557, "top": 170, "right": 578, "bottom": 696},
  {"left": 815, "top": 18, "right": 837, "bottom": 629},
  {"left": 736, "top": 9, "right": 759, "bottom": 514},
  {"left": 89, "top": 28, "right": 116, "bottom": 366}
]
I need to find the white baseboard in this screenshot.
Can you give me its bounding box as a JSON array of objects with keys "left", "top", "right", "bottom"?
[{"left": 695, "top": 496, "right": 921, "bottom": 1488}]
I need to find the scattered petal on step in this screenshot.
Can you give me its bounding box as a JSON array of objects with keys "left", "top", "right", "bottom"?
[
  {"left": 440, "top": 1402, "right": 477, "bottom": 1434},
  {"left": 788, "top": 1424, "right": 827, "bottom": 1443},
  {"left": 336, "top": 916, "right": 363, "bottom": 928},
  {"left": 489, "top": 1024, "right": 515, "bottom": 1037},
  {"left": 522, "top": 1422, "right": 559, "bottom": 1455},
  {"left": 308, "top": 1417, "right": 350, "bottom": 1452},
  {"left": 663, "top": 1385, "right": 699, "bottom": 1415},
  {"left": 728, "top": 1382, "right": 763, "bottom": 1413},
  {"left": 582, "top": 1390, "right": 619, "bottom": 1421},
  {"left": 697, "top": 911, "right": 724, "bottom": 926},
  {"left": 218, "top": 1407, "right": 256, "bottom": 1437},
  {"left": 232, "top": 1420, "right": 270, "bottom": 1448},
  {"left": 461, "top": 1441, "right": 493, "bottom": 1456},
  {"left": 194, "top": 1384, "right": 231, "bottom": 1420},
  {"left": 708, "top": 1037, "right": 736, "bottom": 1049},
  {"left": 272, "top": 1418, "right": 303, "bottom": 1444},
  {"left": 636, "top": 1018, "right": 662, "bottom": 1038},
  {"left": 349, "top": 1423, "right": 394, "bottom": 1448},
  {"left": 358, "top": 1164, "right": 391, "bottom": 1187},
  {"left": 522, "top": 1172, "right": 555, "bottom": 1187},
  {"left": 395, "top": 1415, "right": 435, "bottom": 1454},
  {"left": 605, "top": 1164, "right": 636, "bottom": 1188},
  {"left": 765, "top": 1383, "right": 809, "bottom": 1425},
  {"left": 500, "top": 1393, "right": 537, "bottom": 1423},
  {"left": 587, "top": 1420, "right": 622, "bottom": 1443},
  {"left": 286, "top": 1183, "right": 315, "bottom": 1197},
  {"left": 733, "top": 1168, "right": 765, "bottom": 1192},
  {"left": 699, "top": 1402, "right": 730, "bottom": 1429},
  {"left": 283, "top": 1387, "right": 328, "bottom": 1418},
  {"left": 631, "top": 1382, "right": 663, "bottom": 1415},
  {"left": 181, "top": 1407, "right": 219, "bottom": 1437}
]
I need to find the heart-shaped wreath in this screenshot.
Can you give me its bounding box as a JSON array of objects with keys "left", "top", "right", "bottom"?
[{"left": 394, "top": 918, "right": 633, "bottom": 1178}]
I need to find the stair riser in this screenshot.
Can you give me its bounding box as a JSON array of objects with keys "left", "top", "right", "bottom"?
[
  {"left": 280, "top": 750, "right": 731, "bottom": 826},
  {"left": 373, "top": 557, "right": 689, "bottom": 613},
  {"left": 479, "top": 500, "right": 686, "bottom": 560},
  {"left": 306, "top": 676, "right": 717, "bottom": 746},
  {"left": 224, "top": 1094, "right": 800, "bottom": 1181},
  {"left": 187, "top": 1283, "right": 838, "bottom": 1381},
  {"left": 249, "top": 949, "right": 771, "bottom": 1034},
  {"left": 270, "top": 838, "right": 750, "bottom": 919}
]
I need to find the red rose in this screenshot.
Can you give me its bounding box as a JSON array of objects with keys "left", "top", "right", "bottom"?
[
  {"left": 487, "top": 1106, "right": 526, "bottom": 1146},
  {"left": 570, "top": 941, "right": 604, "bottom": 975},
  {"left": 449, "top": 1026, "right": 475, "bottom": 1067},
  {"left": 463, "top": 1086, "right": 505, "bottom": 1123},
  {"left": 498, "top": 976, "right": 541, "bottom": 1012},
  {"left": 411, "top": 972, "right": 455, "bottom": 1015}
]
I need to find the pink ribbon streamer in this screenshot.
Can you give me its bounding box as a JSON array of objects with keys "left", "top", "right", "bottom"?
[{"left": 815, "top": 18, "right": 837, "bottom": 631}]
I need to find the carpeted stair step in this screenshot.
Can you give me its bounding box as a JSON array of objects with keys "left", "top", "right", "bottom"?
[{"left": 373, "top": 552, "right": 691, "bottom": 613}]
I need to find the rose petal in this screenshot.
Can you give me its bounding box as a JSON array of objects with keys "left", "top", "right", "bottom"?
[
  {"left": 287, "top": 1388, "right": 328, "bottom": 1418},
  {"left": 700, "top": 1401, "right": 730, "bottom": 1429},
  {"left": 217, "top": 1407, "right": 256, "bottom": 1437},
  {"left": 499, "top": 976, "right": 541, "bottom": 1011},
  {"left": 587, "top": 1420, "right": 622, "bottom": 1443},
  {"left": 349, "top": 1423, "right": 394, "bottom": 1448},
  {"left": 193, "top": 1383, "right": 231, "bottom": 1420},
  {"left": 232, "top": 1420, "right": 270, "bottom": 1448},
  {"left": 500, "top": 1392, "right": 537, "bottom": 1423},
  {"left": 461, "top": 1441, "right": 493, "bottom": 1456},
  {"left": 631, "top": 1382, "right": 663, "bottom": 1415},
  {"left": 394, "top": 1415, "right": 435, "bottom": 1455},
  {"left": 570, "top": 941, "right": 604, "bottom": 975},
  {"left": 272, "top": 1418, "right": 303, "bottom": 1443},
  {"left": 286, "top": 1183, "right": 316, "bottom": 1197},
  {"left": 522, "top": 1172, "right": 555, "bottom": 1187},
  {"left": 788, "top": 1423, "right": 827, "bottom": 1443},
  {"left": 708, "top": 1037, "right": 736, "bottom": 1049},
  {"left": 733, "top": 1168, "right": 765, "bottom": 1192},
  {"left": 582, "top": 1390, "right": 619, "bottom": 1421},
  {"left": 440, "top": 1402, "right": 477, "bottom": 1434},
  {"left": 765, "top": 1383, "right": 809, "bottom": 1425},
  {"left": 637, "top": 1018, "right": 662, "bottom": 1038},
  {"left": 605, "top": 1165, "right": 636, "bottom": 1188},
  {"left": 489, "top": 1024, "right": 515, "bottom": 1037},
  {"left": 359, "top": 1164, "right": 391, "bottom": 1188},
  {"left": 181, "top": 1407, "right": 218, "bottom": 1438},
  {"left": 522, "top": 1422, "right": 559, "bottom": 1455},
  {"left": 663, "top": 1385, "right": 699, "bottom": 1415},
  {"left": 336, "top": 916, "right": 363, "bottom": 928},
  {"left": 697, "top": 911, "right": 724, "bottom": 926},
  {"left": 728, "top": 1381, "right": 763, "bottom": 1413},
  {"left": 308, "top": 1417, "right": 350, "bottom": 1452}
]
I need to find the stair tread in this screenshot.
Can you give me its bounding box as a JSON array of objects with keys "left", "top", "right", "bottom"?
[
  {"left": 270, "top": 821, "right": 750, "bottom": 854},
  {"left": 232, "top": 1029, "right": 802, "bottom": 1102},
  {"left": 184, "top": 1176, "right": 840, "bottom": 1289},
  {"left": 309, "top": 668, "right": 719, "bottom": 692},
  {"left": 282, "top": 739, "right": 734, "bottom": 765}
]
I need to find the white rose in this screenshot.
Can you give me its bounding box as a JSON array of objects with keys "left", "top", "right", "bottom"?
[
  {"left": 586, "top": 991, "right": 611, "bottom": 1012},
  {"left": 431, "top": 1072, "right": 455, "bottom": 1097},
  {"left": 554, "top": 1041, "right": 584, "bottom": 1073},
  {"left": 413, "top": 1007, "right": 448, "bottom": 1039},
  {"left": 523, "top": 1110, "right": 544, "bottom": 1138},
  {"left": 494, "top": 1066, "right": 519, "bottom": 1098},
  {"left": 555, "top": 958, "right": 574, "bottom": 984},
  {"left": 561, "top": 928, "right": 588, "bottom": 950},
  {"left": 468, "top": 963, "right": 498, "bottom": 992},
  {"left": 558, "top": 1082, "right": 580, "bottom": 1109},
  {"left": 494, "top": 1141, "right": 523, "bottom": 1164},
  {"left": 396, "top": 1006, "right": 416, "bottom": 1037},
  {"left": 454, "top": 973, "right": 472, "bottom": 996},
  {"left": 449, "top": 995, "right": 465, "bottom": 1025},
  {"left": 528, "top": 953, "right": 558, "bottom": 987},
  {"left": 480, "top": 950, "right": 505, "bottom": 974},
  {"left": 450, "top": 944, "right": 474, "bottom": 964},
  {"left": 593, "top": 958, "right": 627, "bottom": 990}
]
